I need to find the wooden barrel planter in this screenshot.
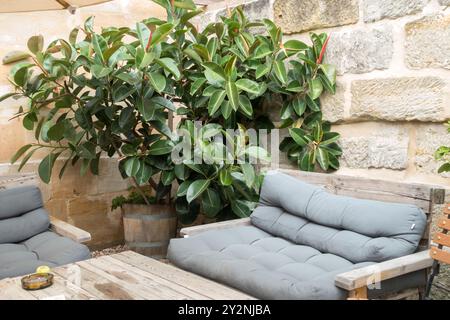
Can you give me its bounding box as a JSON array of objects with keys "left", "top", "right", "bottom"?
[{"left": 122, "top": 204, "right": 177, "bottom": 259}]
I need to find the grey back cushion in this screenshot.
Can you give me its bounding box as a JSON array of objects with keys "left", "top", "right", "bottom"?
[
  {"left": 251, "top": 171, "right": 427, "bottom": 263},
  {"left": 0, "top": 186, "right": 49, "bottom": 244},
  {"left": 0, "top": 186, "right": 43, "bottom": 219}
]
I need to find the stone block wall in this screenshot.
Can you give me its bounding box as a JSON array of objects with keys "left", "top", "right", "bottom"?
[
  {"left": 0, "top": 0, "right": 165, "bottom": 249},
  {"left": 212, "top": 0, "right": 450, "bottom": 187}
]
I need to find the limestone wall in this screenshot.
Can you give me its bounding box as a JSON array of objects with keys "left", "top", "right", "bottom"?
[{"left": 0, "top": 0, "right": 165, "bottom": 249}]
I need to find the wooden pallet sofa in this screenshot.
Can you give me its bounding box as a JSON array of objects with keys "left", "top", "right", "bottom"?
[
  {"left": 0, "top": 186, "right": 91, "bottom": 279},
  {"left": 168, "top": 170, "right": 445, "bottom": 300}
]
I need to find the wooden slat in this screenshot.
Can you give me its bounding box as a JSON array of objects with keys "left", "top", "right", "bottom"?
[
  {"left": 430, "top": 247, "right": 450, "bottom": 264},
  {"left": 77, "top": 259, "right": 177, "bottom": 300},
  {"left": 335, "top": 250, "right": 433, "bottom": 291},
  {"left": 113, "top": 251, "right": 255, "bottom": 300},
  {"left": 180, "top": 218, "right": 251, "bottom": 237},
  {"left": 280, "top": 169, "right": 437, "bottom": 201},
  {"left": 334, "top": 188, "right": 430, "bottom": 212},
  {"left": 347, "top": 287, "right": 368, "bottom": 300},
  {"left": 434, "top": 232, "right": 450, "bottom": 247},
  {"left": 52, "top": 263, "right": 146, "bottom": 300},
  {"left": 101, "top": 255, "right": 210, "bottom": 299},
  {"left": 50, "top": 216, "right": 91, "bottom": 243},
  {"left": 438, "top": 218, "right": 450, "bottom": 231},
  {"left": 0, "top": 278, "right": 37, "bottom": 300}
]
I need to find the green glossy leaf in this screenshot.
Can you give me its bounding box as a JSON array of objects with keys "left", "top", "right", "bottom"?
[
  {"left": 226, "top": 81, "right": 239, "bottom": 111},
  {"left": 253, "top": 43, "right": 271, "bottom": 59},
  {"left": 289, "top": 128, "right": 310, "bottom": 147},
  {"left": 47, "top": 122, "right": 65, "bottom": 141},
  {"left": 208, "top": 90, "right": 226, "bottom": 116},
  {"left": 255, "top": 63, "right": 270, "bottom": 79},
  {"left": 148, "top": 140, "right": 173, "bottom": 155},
  {"left": 136, "top": 22, "right": 151, "bottom": 49},
  {"left": 151, "top": 23, "right": 174, "bottom": 46},
  {"left": 235, "top": 79, "right": 260, "bottom": 95},
  {"left": 231, "top": 200, "right": 253, "bottom": 218},
  {"left": 135, "top": 163, "right": 153, "bottom": 185},
  {"left": 186, "top": 179, "right": 210, "bottom": 203},
  {"left": 11, "top": 144, "right": 32, "bottom": 164},
  {"left": 124, "top": 157, "right": 141, "bottom": 177},
  {"left": 321, "top": 132, "right": 340, "bottom": 145},
  {"left": 320, "top": 64, "right": 336, "bottom": 85},
  {"left": 246, "top": 146, "right": 270, "bottom": 162},
  {"left": 291, "top": 98, "right": 306, "bottom": 117},
  {"left": 317, "top": 147, "right": 329, "bottom": 171},
  {"left": 156, "top": 57, "right": 180, "bottom": 80},
  {"left": 177, "top": 180, "right": 192, "bottom": 197},
  {"left": 221, "top": 100, "right": 232, "bottom": 119},
  {"left": 273, "top": 60, "right": 287, "bottom": 84},
  {"left": 148, "top": 71, "right": 166, "bottom": 93},
  {"left": 240, "top": 163, "right": 255, "bottom": 188},
  {"left": 203, "top": 62, "right": 226, "bottom": 86},
  {"left": 161, "top": 170, "right": 175, "bottom": 186},
  {"left": 27, "top": 35, "right": 44, "bottom": 54},
  {"left": 283, "top": 39, "right": 308, "bottom": 52},
  {"left": 38, "top": 153, "right": 60, "bottom": 184},
  {"left": 219, "top": 168, "right": 232, "bottom": 186},
  {"left": 308, "top": 78, "right": 323, "bottom": 100},
  {"left": 238, "top": 95, "right": 253, "bottom": 118},
  {"left": 202, "top": 188, "right": 221, "bottom": 218},
  {"left": 190, "top": 78, "right": 207, "bottom": 95}
]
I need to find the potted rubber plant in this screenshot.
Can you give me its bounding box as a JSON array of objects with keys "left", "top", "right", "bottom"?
[{"left": 1, "top": 15, "right": 183, "bottom": 257}]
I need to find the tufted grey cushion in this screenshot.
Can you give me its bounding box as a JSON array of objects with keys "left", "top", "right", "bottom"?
[
  {"left": 0, "top": 185, "right": 91, "bottom": 280},
  {"left": 0, "top": 186, "right": 43, "bottom": 219},
  {"left": 168, "top": 225, "right": 426, "bottom": 299},
  {"left": 252, "top": 171, "right": 427, "bottom": 263},
  {"left": 0, "top": 209, "right": 50, "bottom": 244},
  {"left": 0, "top": 232, "right": 90, "bottom": 279}
]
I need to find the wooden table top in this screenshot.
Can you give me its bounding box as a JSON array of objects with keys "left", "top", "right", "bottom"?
[{"left": 0, "top": 251, "right": 254, "bottom": 300}]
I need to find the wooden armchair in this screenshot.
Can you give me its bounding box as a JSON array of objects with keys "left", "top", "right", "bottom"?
[
  {"left": 49, "top": 217, "right": 91, "bottom": 243},
  {"left": 180, "top": 169, "right": 446, "bottom": 300}
]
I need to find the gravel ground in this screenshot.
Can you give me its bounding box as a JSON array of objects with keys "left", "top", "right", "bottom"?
[
  {"left": 91, "top": 244, "right": 130, "bottom": 258},
  {"left": 430, "top": 264, "right": 450, "bottom": 300}
]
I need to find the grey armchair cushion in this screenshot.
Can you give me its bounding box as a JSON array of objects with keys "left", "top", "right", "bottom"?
[
  {"left": 0, "top": 186, "right": 43, "bottom": 219},
  {"left": 168, "top": 226, "right": 426, "bottom": 300},
  {"left": 252, "top": 171, "right": 427, "bottom": 263},
  {"left": 0, "top": 231, "right": 90, "bottom": 279},
  {"left": 0, "top": 209, "right": 50, "bottom": 244},
  {"left": 0, "top": 185, "right": 91, "bottom": 280}
]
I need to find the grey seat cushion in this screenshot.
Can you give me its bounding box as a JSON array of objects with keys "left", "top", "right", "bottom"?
[
  {"left": 0, "top": 186, "right": 43, "bottom": 219},
  {"left": 0, "top": 231, "right": 90, "bottom": 279},
  {"left": 252, "top": 171, "right": 427, "bottom": 263},
  {"left": 168, "top": 226, "right": 425, "bottom": 299},
  {"left": 0, "top": 209, "right": 50, "bottom": 244}
]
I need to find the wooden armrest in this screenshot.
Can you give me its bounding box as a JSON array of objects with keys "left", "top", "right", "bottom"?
[
  {"left": 49, "top": 217, "right": 91, "bottom": 243},
  {"left": 335, "top": 250, "right": 433, "bottom": 291},
  {"left": 180, "top": 218, "right": 251, "bottom": 237}
]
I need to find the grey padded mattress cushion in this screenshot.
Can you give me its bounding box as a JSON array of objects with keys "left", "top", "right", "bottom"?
[
  {"left": 0, "top": 186, "right": 43, "bottom": 219},
  {"left": 0, "top": 231, "right": 91, "bottom": 279},
  {"left": 168, "top": 225, "right": 426, "bottom": 300},
  {"left": 252, "top": 171, "right": 427, "bottom": 263}
]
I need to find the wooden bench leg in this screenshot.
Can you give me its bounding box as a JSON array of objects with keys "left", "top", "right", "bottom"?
[{"left": 347, "top": 287, "right": 368, "bottom": 300}]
